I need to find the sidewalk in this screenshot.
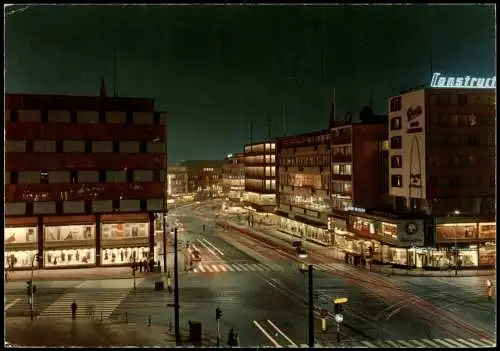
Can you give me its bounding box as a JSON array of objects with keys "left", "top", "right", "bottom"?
[
  {"left": 5, "top": 317, "right": 216, "bottom": 347},
  {"left": 6, "top": 267, "right": 150, "bottom": 282},
  {"left": 221, "top": 220, "right": 496, "bottom": 278}
]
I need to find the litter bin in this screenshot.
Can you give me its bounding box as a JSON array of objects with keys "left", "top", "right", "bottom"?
[{"left": 188, "top": 320, "right": 202, "bottom": 345}]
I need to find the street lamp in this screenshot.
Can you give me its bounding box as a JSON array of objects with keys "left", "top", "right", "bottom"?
[{"left": 153, "top": 134, "right": 167, "bottom": 275}]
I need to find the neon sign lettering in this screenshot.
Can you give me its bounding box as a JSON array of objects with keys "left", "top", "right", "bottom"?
[{"left": 431, "top": 73, "right": 496, "bottom": 89}]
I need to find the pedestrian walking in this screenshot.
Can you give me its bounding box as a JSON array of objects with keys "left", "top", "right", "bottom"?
[
  {"left": 167, "top": 274, "right": 172, "bottom": 294},
  {"left": 139, "top": 260, "right": 143, "bottom": 273},
  {"left": 71, "top": 301, "right": 78, "bottom": 319},
  {"left": 227, "top": 328, "right": 236, "bottom": 346},
  {"left": 148, "top": 259, "right": 154, "bottom": 274}
]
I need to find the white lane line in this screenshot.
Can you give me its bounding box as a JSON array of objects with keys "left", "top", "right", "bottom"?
[
  {"left": 232, "top": 264, "right": 242, "bottom": 272},
  {"left": 197, "top": 265, "right": 206, "bottom": 273},
  {"left": 218, "top": 265, "right": 227, "bottom": 272},
  {"left": 444, "top": 339, "right": 467, "bottom": 348},
  {"left": 211, "top": 265, "right": 220, "bottom": 272},
  {"left": 253, "top": 320, "right": 281, "bottom": 347},
  {"left": 202, "top": 238, "right": 224, "bottom": 256},
  {"left": 360, "top": 340, "right": 377, "bottom": 348},
  {"left": 266, "top": 320, "right": 297, "bottom": 347},
  {"left": 197, "top": 238, "right": 221, "bottom": 260},
  {"left": 5, "top": 298, "right": 20, "bottom": 311}
]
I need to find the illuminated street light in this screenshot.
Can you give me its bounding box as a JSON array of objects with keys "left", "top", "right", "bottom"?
[{"left": 298, "top": 251, "right": 308, "bottom": 259}]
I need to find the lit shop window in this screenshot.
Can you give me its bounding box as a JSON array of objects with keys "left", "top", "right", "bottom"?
[
  {"left": 101, "top": 247, "right": 150, "bottom": 265},
  {"left": 45, "top": 248, "right": 96, "bottom": 267},
  {"left": 44, "top": 225, "right": 95, "bottom": 242},
  {"left": 101, "top": 222, "right": 149, "bottom": 239},
  {"left": 5, "top": 250, "right": 37, "bottom": 269},
  {"left": 5, "top": 227, "right": 37, "bottom": 244}
]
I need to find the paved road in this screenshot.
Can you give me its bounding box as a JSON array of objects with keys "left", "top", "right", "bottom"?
[{"left": 5, "top": 201, "right": 496, "bottom": 347}]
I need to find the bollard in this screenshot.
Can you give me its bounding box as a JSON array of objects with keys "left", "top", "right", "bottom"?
[{"left": 148, "top": 314, "right": 151, "bottom": 327}]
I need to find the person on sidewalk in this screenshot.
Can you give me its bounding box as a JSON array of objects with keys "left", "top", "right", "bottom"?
[
  {"left": 227, "top": 328, "right": 236, "bottom": 346},
  {"left": 167, "top": 273, "right": 172, "bottom": 294},
  {"left": 71, "top": 301, "right": 77, "bottom": 319}
]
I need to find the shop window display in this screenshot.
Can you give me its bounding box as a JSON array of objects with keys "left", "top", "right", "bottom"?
[
  {"left": 479, "top": 246, "right": 496, "bottom": 265},
  {"left": 5, "top": 227, "right": 37, "bottom": 244},
  {"left": 5, "top": 250, "right": 37, "bottom": 269},
  {"left": 101, "top": 222, "right": 149, "bottom": 239},
  {"left": 44, "top": 225, "right": 95, "bottom": 242},
  {"left": 44, "top": 248, "right": 96, "bottom": 267},
  {"left": 101, "top": 247, "right": 150, "bottom": 265},
  {"left": 436, "top": 223, "right": 477, "bottom": 241},
  {"left": 478, "top": 223, "right": 496, "bottom": 239}
]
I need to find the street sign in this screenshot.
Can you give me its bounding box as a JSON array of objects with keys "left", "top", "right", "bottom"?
[
  {"left": 334, "top": 313, "right": 343, "bottom": 323},
  {"left": 334, "top": 297, "right": 348, "bottom": 304}
]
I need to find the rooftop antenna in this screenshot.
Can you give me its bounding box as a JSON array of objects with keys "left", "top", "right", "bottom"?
[
  {"left": 113, "top": 46, "right": 117, "bottom": 97},
  {"left": 329, "top": 89, "right": 336, "bottom": 128},
  {"left": 267, "top": 115, "right": 272, "bottom": 139},
  {"left": 281, "top": 103, "right": 287, "bottom": 137},
  {"left": 250, "top": 117, "right": 253, "bottom": 145}
]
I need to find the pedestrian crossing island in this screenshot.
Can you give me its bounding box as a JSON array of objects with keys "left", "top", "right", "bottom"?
[
  {"left": 357, "top": 338, "right": 496, "bottom": 348},
  {"left": 192, "top": 263, "right": 277, "bottom": 273}
]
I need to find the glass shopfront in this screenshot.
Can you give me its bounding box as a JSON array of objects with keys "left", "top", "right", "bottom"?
[
  {"left": 478, "top": 223, "right": 496, "bottom": 239},
  {"left": 101, "top": 221, "right": 150, "bottom": 266},
  {"left": 44, "top": 248, "right": 96, "bottom": 267},
  {"left": 279, "top": 217, "right": 332, "bottom": 246},
  {"left": 44, "top": 224, "right": 96, "bottom": 267},
  {"left": 436, "top": 223, "right": 477, "bottom": 241},
  {"left": 5, "top": 226, "right": 38, "bottom": 269},
  {"left": 479, "top": 244, "right": 496, "bottom": 266}
]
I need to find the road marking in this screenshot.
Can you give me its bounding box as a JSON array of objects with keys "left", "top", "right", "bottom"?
[
  {"left": 385, "top": 340, "right": 400, "bottom": 348},
  {"left": 202, "top": 238, "right": 224, "bottom": 256},
  {"left": 267, "top": 320, "right": 297, "bottom": 347},
  {"left": 234, "top": 263, "right": 246, "bottom": 271},
  {"left": 253, "top": 320, "right": 281, "bottom": 347},
  {"left": 247, "top": 265, "right": 256, "bottom": 271},
  {"left": 456, "top": 339, "right": 479, "bottom": 347},
  {"left": 197, "top": 238, "right": 221, "bottom": 260},
  {"left": 211, "top": 265, "right": 220, "bottom": 272},
  {"left": 252, "top": 264, "right": 265, "bottom": 271},
  {"left": 435, "top": 339, "right": 457, "bottom": 347},
  {"left": 421, "top": 339, "right": 440, "bottom": 347},
  {"left": 5, "top": 298, "right": 20, "bottom": 311},
  {"left": 397, "top": 340, "right": 417, "bottom": 348},
  {"left": 218, "top": 265, "right": 227, "bottom": 272},
  {"left": 197, "top": 265, "right": 206, "bottom": 272},
  {"left": 225, "top": 265, "right": 234, "bottom": 272},
  {"left": 409, "top": 339, "right": 427, "bottom": 347},
  {"left": 232, "top": 264, "right": 242, "bottom": 272},
  {"left": 361, "top": 341, "right": 377, "bottom": 347},
  {"left": 479, "top": 339, "right": 496, "bottom": 347}
]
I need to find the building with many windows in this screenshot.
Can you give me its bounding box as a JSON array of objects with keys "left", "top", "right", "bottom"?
[
  {"left": 166, "top": 165, "right": 188, "bottom": 197},
  {"left": 276, "top": 130, "right": 332, "bottom": 246},
  {"left": 5, "top": 90, "right": 166, "bottom": 270},
  {"left": 222, "top": 152, "right": 245, "bottom": 202},
  {"left": 386, "top": 87, "right": 496, "bottom": 268},
  {"left": 179, "top": 160, "right": 224, "bottom": 198},
  {"left": 243, "top": 141, "right": 276, "bottom": 212}
]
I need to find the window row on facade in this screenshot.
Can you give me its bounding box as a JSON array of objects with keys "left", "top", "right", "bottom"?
[
  {"left": 244, "top": 143, "right": 276, "bottom": 153},
  {"left": 245, "top": 166, "right": 276, "bottom": 178},
  {"left": 6, "top": 170, "right": 165, "bottom": 184},
  {"left": 245, "top": 155, "right": 276, "bottom": 165},
  {"left": 6, "top": 199, "right": 163, "bottom": 216},
  {"left": 6, "top": 182, "right": 164, "bottom": 203},
  {"left": 6, "top": 140, "right": 165, "bottom": 154},
  {"left": 332, "top": 144, "right": 353, "bottom": 157},
  {"left": 279, "top": 154, "right": 330, "bottom": 168},
  {"left": 390, "top": 95, "right": 493, "bottom": 112},
  {"left": 279, "top": 173, "right": 329, "bottom": 189},
  {"left": 7, "top": 109, "right": 165, "bottom": 125}
]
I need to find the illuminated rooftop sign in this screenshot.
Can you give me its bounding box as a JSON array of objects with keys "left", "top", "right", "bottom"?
[{"left": 431, "top": 73, "right": 496, "bottom": 89}]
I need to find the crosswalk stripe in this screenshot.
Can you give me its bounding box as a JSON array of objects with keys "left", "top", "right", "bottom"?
[
  {"left": 198, "top": 265, "right": 206, "bottom": 272},
  {"left": 456, "top": 339, "right": 480, "bottom": 348},
  {"left": 444, "top": 339, "right": 467, "bottom": 348},
  {"left": 193, "top": 268, "right": 199, "bottom": 273},
  {"left": 225, "top": 265, "right": 234, "bottom": 272},
  {"left": 211, "top": 265, "right": 219, "bottom": 272},
  {"left": 471, "top": 339, "right": 494, "bottom": 347},
  {"left": 232, "top": 264, "right": 242, "bottom": 272},
  {"left": 361, "top": 340, "right": 377, "bottom": 347},
  {"left": 397, "top": 340, "right": 417, "bottom": 348},
  {"left": 385, "top": 340, "right": 400, "bottom": 348},
  {"left": 479, "top": 339, "right": 496, "bottom": 347},
  {"left": 434, "top": 339, "right": 456, "bottom": 347},
  {"left": 235, "top": 263, "right": 247, "bottom": 271},
  {"left": 421, "top": 339, "right": 441, "bottom": 347},
  {"left": 247, "top": 265, "right": 256, "bottom": 271},
  {"left": 410, "top": 339, "right": 427, "bottom": 347},
  {"left": 252, "top": 264, "right": 265, "bottom": 271},
  {"left": 218, "top": 265, "right": 227, "bottom": 272}
]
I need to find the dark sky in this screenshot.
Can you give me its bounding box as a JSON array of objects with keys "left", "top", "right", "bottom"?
[{"left": 5, "top": 4, "right": 496, "bottom": 163}]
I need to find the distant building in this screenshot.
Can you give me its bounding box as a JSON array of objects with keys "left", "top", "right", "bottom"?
[
  {"left": 167, "top": 165, "right": 188, "bottom": 197},
  {"left": 5, "top": 87, "right": 166, "bottom": 270},
  {"left": 222, "top": 153, "right": 245, "bottom": 202},
  {"left": 243, "top": 141, "right": 276, "bottom": 212},
  {"left": 179, "top": 160, "right": 224, "bottom": 198},
  {"left": 276, "top": 130, "right": 332, "bottom": 246}
]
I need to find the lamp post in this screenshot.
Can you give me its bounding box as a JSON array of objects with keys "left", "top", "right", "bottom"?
[{"left": 154, "top": 134, "right": 168, "bottom": 275}]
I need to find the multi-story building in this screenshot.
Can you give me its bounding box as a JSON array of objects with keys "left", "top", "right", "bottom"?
[
  {"left": 276, "top": 130, "right": 332, "bottom": 246},
  {"left": 386, "top": 86, "right": 496, "bottom": 268},
  {"left": 5, "top": 90, "right": 166, "bottom": 270},
  {"left": 166, "top": 165, "right": 188, "bottom": 197},
  {"left": 243, "top": 141, "right": 276, "bottom": 213},
  {"left": 179, "top": 160, "right": 224, "bottom": 198},
  {"left": 222, "top": 153, "right": 245, "bottom": 202}
]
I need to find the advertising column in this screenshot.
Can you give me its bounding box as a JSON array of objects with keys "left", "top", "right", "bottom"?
[
  {"left": 5, "top": 218, "right": 39, "bottom": 270},
  {"left": 43, "top": 216, "right": 97, "bottom": 268}
]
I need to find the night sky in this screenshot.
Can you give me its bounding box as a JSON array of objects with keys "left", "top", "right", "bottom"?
[{"left": 5, "top": 4, "right": 496, "bottom": 163}]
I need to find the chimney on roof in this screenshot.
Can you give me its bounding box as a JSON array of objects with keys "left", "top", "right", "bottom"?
[{"left": 100, "top": 76, "right": 107, "bottom": 98}]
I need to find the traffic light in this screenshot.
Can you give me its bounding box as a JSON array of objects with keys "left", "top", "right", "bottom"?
[
  {"left": 334, "top": 303, "right": 342, "bottom": 315},
  {"left": 216, "top": 307, "right": 222, "bottom": 320}
]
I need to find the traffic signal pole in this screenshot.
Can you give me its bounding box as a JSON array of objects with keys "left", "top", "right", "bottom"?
[
  {"left": 308, "top": 264, "right": 314, "bottom": 348},
  {"left": 174, "top": 227, "right": 181, "bottom": 345}
]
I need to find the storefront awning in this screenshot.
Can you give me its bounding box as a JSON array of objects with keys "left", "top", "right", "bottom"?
[
  {"left": 101, "top": 213, "right": 149, "bottom": 223},
  {"left": 6, "top": 216, "right": 38, "bottom": 226},
  {"left": 43, "top": 215, "right": 96, "bottom": 226}
]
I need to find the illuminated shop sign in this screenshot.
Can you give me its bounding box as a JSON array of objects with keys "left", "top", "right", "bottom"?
[
  {"left": 430, "top": 73, "right": 496, "bottom": 89},
  {"left": 346, "top": 206, "right": 366, "bottom": 213}
]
